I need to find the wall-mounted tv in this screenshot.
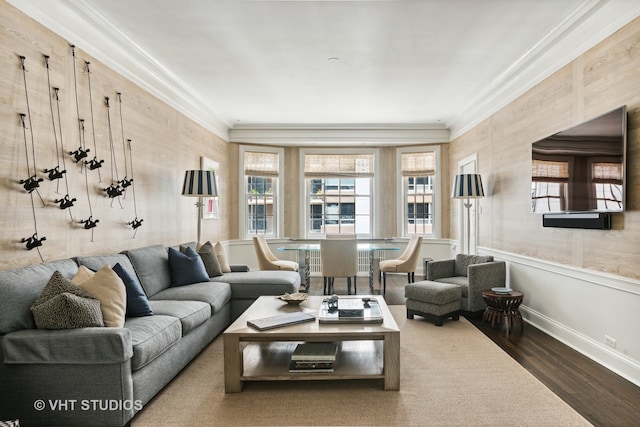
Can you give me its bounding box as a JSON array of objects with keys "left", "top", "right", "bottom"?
[{"left": 531, "top": 106, "right": 627, "bottom": 214}]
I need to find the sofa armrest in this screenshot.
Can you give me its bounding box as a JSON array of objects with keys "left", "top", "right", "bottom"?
[
  {"left": 426, "top": 259, "right": 455, "bottom": 281},
  {"left": 3, "top": 327, "right": 133, "bottom": 365},
  {"left": 468, "top": 261, "right": 506, "bottom": 290},
  {"left": 230, "top": 264, "right": 250, "bottom": 272}
]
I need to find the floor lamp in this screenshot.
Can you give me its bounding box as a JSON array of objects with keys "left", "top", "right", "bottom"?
[
  {"left": 181, "top": 170, "right": 218, "bottom": 243},
  {"left": 451, "top": 174, "right": 484, "bottom": 255}
]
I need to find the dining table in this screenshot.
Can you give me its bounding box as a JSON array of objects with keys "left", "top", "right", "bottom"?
[{"left": 276, "top": 241, "right": 400, "bottom": 293}]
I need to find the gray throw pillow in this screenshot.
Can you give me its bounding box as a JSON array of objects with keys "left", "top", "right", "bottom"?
[
  {"left": 454, "top": 254, "right": 494, "bottom": 277},
  {"left": 198, "top": 241, "right": 223, "bottom": 277},
  {"left": 31, "top": 271, "right": 104, "bottom": 329}
]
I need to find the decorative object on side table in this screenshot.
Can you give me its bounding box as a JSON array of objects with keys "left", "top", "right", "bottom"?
[
  {"left": 318, "top": 296, "right": 383, "bottom": 324},
  {"left": 277, "top": 292, "right": 308, "bottom": 305},
  {"left": 481, "top": 288, "right": 524, "bottom": 336}
]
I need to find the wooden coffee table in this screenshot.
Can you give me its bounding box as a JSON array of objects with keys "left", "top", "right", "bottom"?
[{"left": 223, "top": 295, "right": 400, "bottom": 392}]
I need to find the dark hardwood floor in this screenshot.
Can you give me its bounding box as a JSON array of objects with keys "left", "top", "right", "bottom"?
[
  {"left": 466, "top": 316, "right": 640, "bottom": 427},
  {"left": 308, "top": 275, "right": 640, "bottom": 427}
]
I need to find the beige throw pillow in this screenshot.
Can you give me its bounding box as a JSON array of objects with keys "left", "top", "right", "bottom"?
[
  {"left": 214, "top": 241, "right": 231, "bottom": 273},
  {"left": 73, "top": 265, "right": 126, "bottom": 328}
]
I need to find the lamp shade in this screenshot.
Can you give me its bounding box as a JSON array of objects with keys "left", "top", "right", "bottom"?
[
  {"left": 451, "top": 174, "right": 484, "bottom": 199},
  {"left": 181, "top": 170, "right": 218, "bottom": 197}
]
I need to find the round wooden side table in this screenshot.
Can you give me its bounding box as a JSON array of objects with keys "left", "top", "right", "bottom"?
[{"left": 481, "top": 289, "right": 524, "bottom": 334}]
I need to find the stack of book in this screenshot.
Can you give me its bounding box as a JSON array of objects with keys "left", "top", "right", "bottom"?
[{"left": 289, "top": 342, "right": 339, "bottom": 373}]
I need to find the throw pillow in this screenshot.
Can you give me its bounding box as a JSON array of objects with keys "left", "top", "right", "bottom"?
[
  {"left": 113, "top": 263, "right": 153, "bottom": 318},
  {"left": 168, "top": 246, "right": 210, "bottom": 287},
  {"left": 72, "top": 264, "right": 95, "bottom": 283},
  {"left": 214, "top": 241, "right": 231, "bottom": 273},
  {"left": 31, "top": 270, "right": 104, "bottom": 329},
  {"left": 73, "top": 265, "right": 127, "bottom": 328},
  {"left": 198, "top": 241, "right": 223, "bottom": 277}
]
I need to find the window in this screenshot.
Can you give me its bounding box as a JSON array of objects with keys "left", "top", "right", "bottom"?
[
  {"left": 241, "top": 148, "right": 282, "bottom": 238},
  {"left": 304, "top": 152, "right": 374, "bottom": 237},
  {"left": 401, "top": 151, "right": 437, "bottom": 236},
  {"left": 592, "top": 161, "right": 623, "bottom": 210},
  {"left": 531, "top": 159, "right": 569, "bottom": 212}
]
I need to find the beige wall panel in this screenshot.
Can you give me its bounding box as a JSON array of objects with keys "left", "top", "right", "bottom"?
[
  {"left": 0, "top": 2, "right": 230, "bottom": 270},
  {"left": 283, "top": 146, "right": 300, "bottom": 238},
  {"left": 449, "top": 16, "right": 640, "bottom": 280}
]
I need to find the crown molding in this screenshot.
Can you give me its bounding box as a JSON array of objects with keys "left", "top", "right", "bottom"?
[
  {"left": 229, "top": 124, "right": 450, "bottom": 146},
  {"left": 9, "top": 0, "right": 640, "bottom": 145},
  {"left": 6, "top": 0, "right": 231, "bottom": 141},
  {"left": 449, "top": 0, "right": 640, "bottom": 140}
]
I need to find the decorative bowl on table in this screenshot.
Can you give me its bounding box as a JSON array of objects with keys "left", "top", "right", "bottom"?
[
  {"left": 491, "top": 287, "right": 513, "bottom": 294},
  {"left": 277, "top": 292, "right": 308, "bottom": 305}
]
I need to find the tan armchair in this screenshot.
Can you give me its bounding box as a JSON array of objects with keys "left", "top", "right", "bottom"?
[
  {"left": 252, "top": 236, "right": 298, "bottom": 271},
  {"left": 379, "top": 236, "right": 422, "bottom": 295},
  {"left": 427, "top": 254, "right": 506, "bottom": 313},
  {"left": 320, "top": 238, "right": 358, "bottom": 295}
]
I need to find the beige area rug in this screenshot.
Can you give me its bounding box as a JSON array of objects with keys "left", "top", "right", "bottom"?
[{"left": 131, "top": 306, "right": 590, "bottom": 427}]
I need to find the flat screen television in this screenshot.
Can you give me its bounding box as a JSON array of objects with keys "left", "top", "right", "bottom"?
[{"left": 531, "top": 106, "right": 627, "bottom": 214}]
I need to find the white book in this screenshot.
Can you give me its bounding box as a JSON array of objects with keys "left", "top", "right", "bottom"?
[
  {"left": 291, "top": 342, "right": 339, "bottom": 361},
  {"left": 246, "top": 311, "right": 315, "bottom": 331}
]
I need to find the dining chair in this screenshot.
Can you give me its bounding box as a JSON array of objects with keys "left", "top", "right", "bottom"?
[
  {"left": 252, "top": 235, "right": 299, "bottom": 271},
  {"left": 379, "top": 236, "right": 423, "bottom": 295},
  {"left": 320, "top": 238, "right": 358, "bottom": 295}
]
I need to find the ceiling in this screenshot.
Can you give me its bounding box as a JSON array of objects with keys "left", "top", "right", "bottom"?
[{"left": 8, "top": 0, "right": 640, "bottom": 144}]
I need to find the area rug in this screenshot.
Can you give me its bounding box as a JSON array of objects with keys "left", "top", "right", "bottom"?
[{"left": 131, "top": 305, "right": 590, "bottom": 426}]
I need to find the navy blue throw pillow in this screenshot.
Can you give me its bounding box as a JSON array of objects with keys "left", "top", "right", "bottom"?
[
  {"left": 112, "top": 263, "right": 153, "bottom": 318},
  {"left": 168, "top": 246, "right": 210, "bottom": 287}
]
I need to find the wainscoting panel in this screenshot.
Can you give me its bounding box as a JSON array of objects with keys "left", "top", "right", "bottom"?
[{"left": 481, "top": 247, "right": 640, "bottom": 387}]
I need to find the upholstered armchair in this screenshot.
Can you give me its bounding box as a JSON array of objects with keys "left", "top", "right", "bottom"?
[
  {"left": 426, "top": 254, "right": 506, "bottom": 313},
  {"left": 252, "top": 236, "right": 299, "bottom": 271}
]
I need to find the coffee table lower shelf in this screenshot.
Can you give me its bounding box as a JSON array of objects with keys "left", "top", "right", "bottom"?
[{"left": 241, "top": 340, "right": 384, "bottom": 381}]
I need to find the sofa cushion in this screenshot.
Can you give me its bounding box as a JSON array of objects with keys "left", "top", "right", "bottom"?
[
  {"left": 434, "top": 276, "right": 470, "bottom": 297},
  {"left": 124, "top": 315, "right": 181, "bottom": 371},
  {"left": 150, "top": 281, "right": 231, "bottom": 315},
  {"left": 149, "top": 300, "right": 210, "bottom": 335},
  {"left": 125, "top": 245, "right": 171, "bottom": 297},
  {"left": 73, "top": 265, "right": 127, "bottom": 328},
  {"left": 3, "top": 327, "right": 133, "bottom": 364},
  {"left": 77, "top": 253, "right": 133, "bottom": 275},
  {"left": 0, "top": 259, "right": 78, "bottom": 334},
  {"left": 454, "top": 254, "right": 494, "bottom": 277},
  {"left": 168, "top": 247, "right": 209, "bottom": 287},
  {"left": 31, "top": 271, "right": 104, "bottom": 329},
  {"left": 214, "top": 241, "right": 231, "bottom": 273},
  {"left": 198, "top": 241, "right": 223, "bottom": 277},
  {"left": 218, "top": 271, "right": 301, "bottom": 299},
  {"left": 113, "top": 263, "right": 153, "bottom": 318}
]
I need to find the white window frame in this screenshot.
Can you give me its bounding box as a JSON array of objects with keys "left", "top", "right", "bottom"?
[
  {"left": 396, "top": 146, "right": 441, "bottom": 238},
  {"left": 300, "top": 148, "right": 380, "bottom": 239},
  {"left": 239, "top": 145, "right": 284, "bottom": 239}
]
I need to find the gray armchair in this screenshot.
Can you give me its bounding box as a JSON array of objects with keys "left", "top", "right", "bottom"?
[{"left": 426, "top": 254, "right": 506, "bottom": 313}]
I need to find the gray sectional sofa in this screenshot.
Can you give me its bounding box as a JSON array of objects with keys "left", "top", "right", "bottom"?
[{"left": 0, "top": 242, "right": 300, "bottom": 427}]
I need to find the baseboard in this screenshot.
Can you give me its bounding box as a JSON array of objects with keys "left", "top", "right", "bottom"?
[
  {"left": 479, "top": 246, "right": 640, "bottom": 387},
  {"left": 521, "top": 305, "right": 640, "bottom": 387}
]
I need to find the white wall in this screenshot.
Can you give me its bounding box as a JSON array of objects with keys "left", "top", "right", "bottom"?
[{"left": 483, "top": 247, "right": 640, "bottom": 387}]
